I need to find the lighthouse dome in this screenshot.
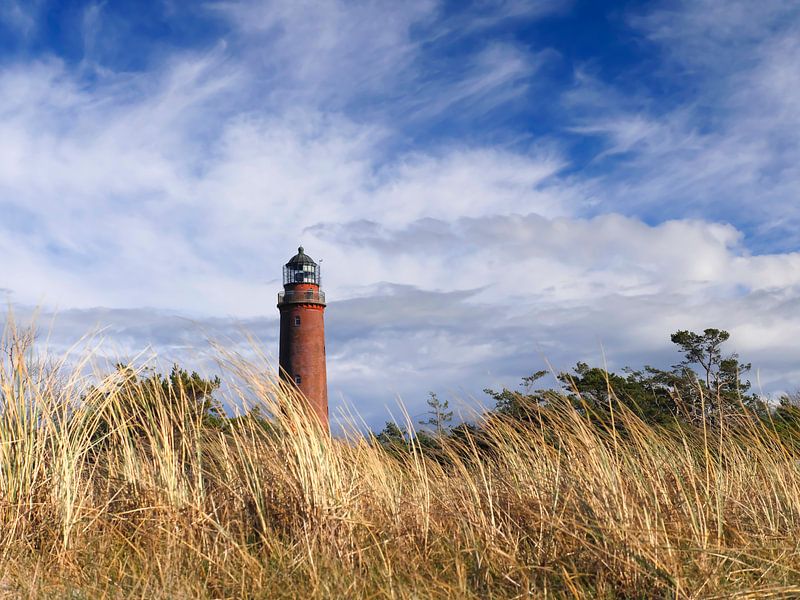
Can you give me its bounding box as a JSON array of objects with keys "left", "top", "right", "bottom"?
[{"left": 285, "top": 246, "right": 317, "bottom": 267}]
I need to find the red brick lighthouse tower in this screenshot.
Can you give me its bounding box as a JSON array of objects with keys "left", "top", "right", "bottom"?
[{"left": 277, "top": 247, "right": 328, "bottom": 428}]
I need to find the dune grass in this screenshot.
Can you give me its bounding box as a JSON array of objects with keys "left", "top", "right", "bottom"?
[{"left": 1, "top": 327, "right": 800, "bottom": 598}]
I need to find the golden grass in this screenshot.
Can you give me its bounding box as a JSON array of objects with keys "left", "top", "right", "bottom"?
[{"left": 1, "top": 325, "right": 800, "bottom": 598}]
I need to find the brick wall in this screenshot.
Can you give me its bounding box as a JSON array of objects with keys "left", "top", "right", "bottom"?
[{"left": 278, "top": 283, "right": 328, "bottom": 428}]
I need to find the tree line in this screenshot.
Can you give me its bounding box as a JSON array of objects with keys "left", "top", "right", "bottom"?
[
  {"left": 376, "top": 328, "right": 800, "bottom": 453},
  {"left": 70, "top": 327, "right": 800, "bottom": 453}
]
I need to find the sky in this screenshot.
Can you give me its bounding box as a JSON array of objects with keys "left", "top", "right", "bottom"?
[{"left": 1, "top": 0, "right": 800, "bottom": 428}]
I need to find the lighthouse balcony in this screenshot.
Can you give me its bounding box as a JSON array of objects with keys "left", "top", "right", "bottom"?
[{"left": 278, "top": 290, "right": 326, "bottom": 305}]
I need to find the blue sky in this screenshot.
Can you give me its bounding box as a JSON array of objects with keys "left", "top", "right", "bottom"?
[{"left": 2, "top": 0, "right": 800, "bottom": 428}]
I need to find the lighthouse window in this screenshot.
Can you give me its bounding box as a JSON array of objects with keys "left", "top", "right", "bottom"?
[
  {"left": 294, "top": 316, "right": 301, "bottom": 326},
  {"left": 294, "top": 374, "right": 302, "bottom": 385}
]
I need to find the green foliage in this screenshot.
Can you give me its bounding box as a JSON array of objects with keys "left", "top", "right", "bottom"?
[
  {"left": 374, "top": 421, "right": 410, "bottom": 457},
  {"left": 476, "top": 327, "right": 767, "bottom": 436},
  {"left": 560, "top": 362, "right": 678, "bottom": 425},
  {"left": 670, "top": 328, "right": 731, "bottom": 387},
  {"left": 483, "top": 369, "right": 552, "bottom": 420},
  {"left": 418, "top": 392, "right": 453, "bottom": 435},
  {"left": 669, "top": 328, "right": 764, "bottom": 423},
  {"left": 376, "top": 421, "right": 406, "bottom": 446},
  {"left": 85, "top": 364, "right": 223, "bottom": 446},
  {"left": 776, "top": 392, "right": 800, "bottom": 422},
  {"left": 226, "top": 405, "right": 281, "bottom": 436}
]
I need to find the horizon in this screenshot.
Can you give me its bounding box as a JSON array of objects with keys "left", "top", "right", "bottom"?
[{"left": 2, "top": 0, "right": 800, "bottom": 428}]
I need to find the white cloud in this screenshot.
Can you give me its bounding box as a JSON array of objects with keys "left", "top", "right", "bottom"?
[
  {"left": 2, "top": 0, "right": 800, "bottom": 426},
  {"left": 0, "top": 52, "right": 575, "bottom": 313},
  {"left": 208, "top": 0, "right": 436, "bottom": 108},
  {"left": 312, "top": 213, "right": 800, "bottom": 302}
]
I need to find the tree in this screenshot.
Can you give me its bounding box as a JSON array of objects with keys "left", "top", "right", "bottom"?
[
  {"left": 85, "top": 363, "right": 223, "bottom": 448},
  {"left": 419, "top": 392, "right": 453, "bottom": 436},
  {"left": 669, "top": 328, "right": 759, "bottom": 424},
  {"left": 484, "top": 329, "right": 763, "bottom": 430},
  {"left": 773, "top": 392, "right": 800, "bottom": 429},
  {"left": 375, "top": 421, "right": 408, "bottom": 455},
  {"left": 160, "top": 364, "right": 224, "bottom": 425},
  {"left": 671, "top": 329, "right": 731, "bottom": 392},
  {"left": 560, "top": 362, "right": 679, "bottom": 425},
  {"left": 484, "top": 370, "right": 551, "bottom": 420}
]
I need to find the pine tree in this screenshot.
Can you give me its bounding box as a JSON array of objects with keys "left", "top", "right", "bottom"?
[{"left": 419, "top": 392, "right": 453, "bottom": 436}]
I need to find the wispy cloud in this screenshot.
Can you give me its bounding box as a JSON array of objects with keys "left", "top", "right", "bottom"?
[
  {"left": 2, "top": 0, "right": 800, "bottom": 425},
  {"left": 559, "top": 1, "right": 800, "bottom": 249},
  {"left": 0, "top": 0, "right": 43, "bottom": 39}
]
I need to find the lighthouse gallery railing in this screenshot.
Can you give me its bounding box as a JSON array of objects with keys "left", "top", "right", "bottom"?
[{"left": 278, "top": 290, "right": 326, "bottom": 305}]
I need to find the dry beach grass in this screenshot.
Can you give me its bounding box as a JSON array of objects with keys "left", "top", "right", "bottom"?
[{"left": 1, "top": 325, "right": 800, "bottom": 598}]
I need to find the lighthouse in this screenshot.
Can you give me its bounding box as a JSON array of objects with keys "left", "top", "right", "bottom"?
[{"left": 277, "top": 247, "right": 328, "bottom": 428}]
